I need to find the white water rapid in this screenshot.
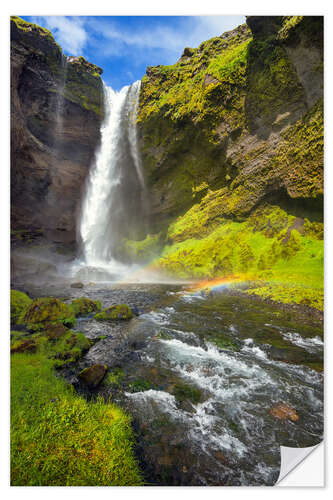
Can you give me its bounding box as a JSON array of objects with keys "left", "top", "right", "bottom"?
[{"left": 77, "top": 81, "right": 145, "bottom": 280}]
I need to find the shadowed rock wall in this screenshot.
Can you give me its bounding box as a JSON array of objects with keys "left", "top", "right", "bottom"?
[{"left": 11, "top": 16, "right": 104, "bottom": 244}]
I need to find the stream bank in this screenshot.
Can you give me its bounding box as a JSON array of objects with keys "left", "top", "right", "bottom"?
[{"left": 11, "top": 278, "right": 323, "bottom": 486}]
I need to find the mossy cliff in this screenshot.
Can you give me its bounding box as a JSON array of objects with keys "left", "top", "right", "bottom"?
[
  {"left": 11, "top": 16, "right": 104, "bottom": 244},
  {"left": 136, "top": 16, "right": 323, "bottom": 309}
]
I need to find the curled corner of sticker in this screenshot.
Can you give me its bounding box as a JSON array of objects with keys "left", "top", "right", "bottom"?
[{"left": 276, "top": 441, "right": 324, "bottom": 486}]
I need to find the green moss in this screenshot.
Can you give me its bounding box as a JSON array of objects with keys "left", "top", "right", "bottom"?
[
  {"left": 209, "top": 336, "right": 240, "bottom": 351},
  {"left": 137, "top": 25, "right": 252, "bottom": 227},
  {"left": 105, "top": 368, "right": 125, "bottom": 388},
  {"left": 21, "top": 297, "right": 76, "bottom": 331},
  {"left": 122, "top": 233, "right": 163, "bottom": 262},
  {"left": 128, "top": 379, "right": 153, "bottom": 392},
  {"left": 153, "top": 204, "right": 323, "bottom": 309},
  {"left": 63, "top": 61, "right": 104, "bottom": 116},
  {"left": 23, "top": 329, "right": 91, "bottom": 367},
  {"left": 94, "top": 304, "right": 133, "bottom": 321},
  {"left": 11, "top": 290, "right": 32, "bottom": 323},
  {"left": 138, "top": 28, "right": 251, "bottom": 127},
  {"left": 246, "top": 37, "right": 305, "bottom": 127},
  {"left": 245, "top": 282, "right": 324, "bottom": 310},
  {"left": 277, "top": 16, "right": 304, "bottom": 40},
  {"left": 71, "top": 298, "right": 101, "bottom": 317},
  {"left": 11, "top": 339, "right": 36, "bottom": 354},
  {"left": 270, "top": 100, "right": 323, "bottom": 198},
  {"left": 11, "top": 353, "right": 143, "bottom": 485},
  {"left": 48, "top": 332, "right": 91, "bottom": 367},
  {"left": 138, "top": 18, "right": 322, "bottom": 310},
  {"left": 11, "top": 16, "right": 55, "bottom": 42},
  {"left": 172, "top": 382, "right": 202, "bottom": 404}
]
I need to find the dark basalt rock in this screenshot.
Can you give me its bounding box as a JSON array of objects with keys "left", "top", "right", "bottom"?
[
  {"left": 70, "top": 282, "right": 84, "bottom": 289},
  {"left": 78, "top": 364, "right": 107, "bottom": 388},
  {"left": 10, "top": 16, "right": 104, "bottom": 245}
]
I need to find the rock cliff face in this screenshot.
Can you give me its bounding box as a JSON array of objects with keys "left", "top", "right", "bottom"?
[
  {"left": 137, "top": 16, "right": 323, "bottom": 231},
  {"left": 11, "top": 16, "right": 104, "bottom": 244},
  {"left": 134, "top": 16, "right": 323, "bottom": 309}
]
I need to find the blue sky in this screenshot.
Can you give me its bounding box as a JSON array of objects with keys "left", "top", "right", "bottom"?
[{"left": 22, "top": 16, "right": 245, "bottom": 90}]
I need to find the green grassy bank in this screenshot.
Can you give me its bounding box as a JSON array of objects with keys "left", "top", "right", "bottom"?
[{"left": 10, "top": 293, "right": 143, "bottom": 486}]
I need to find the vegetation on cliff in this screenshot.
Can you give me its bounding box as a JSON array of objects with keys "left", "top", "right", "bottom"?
[
  {"left": 152, "top": 203, "right": 323, "bottom": 309},
  {"left": 136, "top": 16, "right": 323, "bottom": 310},
  {"left": 11, "top": 16, "right": 104, "bottom": 117}
]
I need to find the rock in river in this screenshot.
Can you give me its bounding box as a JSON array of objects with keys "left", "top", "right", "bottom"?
[
  {"left": 94, "top": 304, "right": 133, "bottom": 321},
  {"left": 270, "top": 403, "right": 299, "bottom": 422},
  {"left": 78, "top": 364, "right": 107, "bottom": 388}
]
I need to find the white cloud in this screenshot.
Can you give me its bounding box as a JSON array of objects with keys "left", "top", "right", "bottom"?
[
  {"left": 29, "top": 15, "right": 245, "bottom": 64},
  {"left": 31, "top": 16, "right": 88, "bottom": 55},
  {"left": 85, "top": 15, "right": 245, "bottom": 61}
]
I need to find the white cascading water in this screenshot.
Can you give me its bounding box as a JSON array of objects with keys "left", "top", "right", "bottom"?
[
  {"left": 78, "top": 81, "right": 144, "bottom": 279},
  {"left": 127, "top": 81, "right": 145, "bottom": 189},
  {"left": 54, "top": 55, "right": 68, "bottom": 142}
]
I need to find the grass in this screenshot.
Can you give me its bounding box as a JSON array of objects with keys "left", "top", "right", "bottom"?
[
  {"left": 104, "top": 368, "right": 126, "bottom": 388},
  {"left": 11, "top": 352, "right": 143, "bottom": 486}
]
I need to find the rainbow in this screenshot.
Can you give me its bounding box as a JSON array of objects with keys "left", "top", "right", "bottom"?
[{"left": 187, "top": 276, "right": 247, "bottom": 295}]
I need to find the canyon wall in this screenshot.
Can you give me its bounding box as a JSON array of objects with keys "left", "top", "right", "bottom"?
[
  {"left": 137, "top": 16, "right": 323, "bottom": 233},
  {"left": 133, "top": 16, "right": 323, "bottom": 308},
  {"left": 11, "top": 16, "right": 104, "bottom": 244}
]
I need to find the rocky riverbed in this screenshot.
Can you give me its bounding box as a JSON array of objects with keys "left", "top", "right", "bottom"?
[{"left": 12, "top": 277, "right": 324, "bottom": 486}]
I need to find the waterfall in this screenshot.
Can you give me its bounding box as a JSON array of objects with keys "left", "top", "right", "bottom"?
[
  {"left": 127, "top": 81, "right": 145, "bottom": 189},
  {"left": 54, "top": 54, "right": 68, "bottom": 149},
  {"left": 79, "top": 81, "right": 145, "bottom": 277}
]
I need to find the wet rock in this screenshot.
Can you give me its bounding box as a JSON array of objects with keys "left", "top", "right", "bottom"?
[
  {"left": 11, "top": 339, "right": 36, "bottom": 353},
  {"left": 78, "top": 364, "right": 107, "bottom": 388},
  {"left": 94, "top": 304, "right": 133, "bottom": 321},
  {"left": 131, "top": 305, "right": 144, "bottom": 316},
  {"left": 270, "top": 403, "right": 299, "bottom": 422},
  {"left": 71, "top": 282, "right": 84, "bottom": 289},
  {"left": 172, "top": 382, "right": 202, "bottom": 405}
]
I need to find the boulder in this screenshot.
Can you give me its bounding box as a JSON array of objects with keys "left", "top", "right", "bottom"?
[
  {"left": 21, "top": 297, "right": 76, "bottom": 331},
  {"left": 71, "top": 282, "right": 84, "bottom": 289},
  {"left": 270, "top": 403, "right": 299, "bottom": 422},
  {"left": 94, "top": 304, "right": 133, "bottom": 321},
  {"left": 71, "top": 297, "right": 101, "bottom": 316},
  {"left": 10, "top": 289, "right": 32, "bottom": 323},
  {"left": 78, "top": 364, "right": 107, "bottom": 388},
  {"left": 44, "top": 323, "right": 68, "bottom": 340}
]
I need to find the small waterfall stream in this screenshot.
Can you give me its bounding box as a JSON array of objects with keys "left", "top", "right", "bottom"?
[
  {"left": 54, "top": 54, "right": 68, "bottom": 150},
  {"left": 78, "top": 81, "right": 145, "bottom": 279}
]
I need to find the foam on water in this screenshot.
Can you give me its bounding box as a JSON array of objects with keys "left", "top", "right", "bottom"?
[{"left": 282, "top": 331, "right": 324, "bottom": 351}]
